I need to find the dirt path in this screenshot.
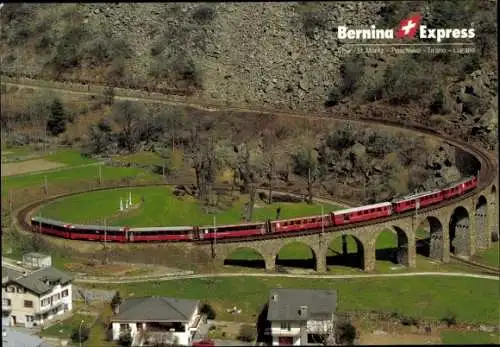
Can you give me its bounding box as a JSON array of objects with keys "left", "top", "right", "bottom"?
[
  {"left": 72, "top": 271, "right": 499, "bottom": 284},
  {"left": 1, "top": 159, "right": 66, "bottom": 176}
]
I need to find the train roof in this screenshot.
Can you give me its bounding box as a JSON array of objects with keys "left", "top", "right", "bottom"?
[
  {"left": 332, "top": 202, "right": 392, "bottom": 215},
  {"left": 274, "top": 214, "right": 326, "bottom": 223},
  {"left": 199, "top": 221, "right": 264, "bottom": 229},
  {"left": 71, "top": 224, "right": 124, "bottom": 232},
  {"left": 392, "top": 189, "right": 442, "bottom": 203},
  {"left": 128, "top": 226, "right": 193, "bottom": 232},
  {"left": 31, "top": 216, "right": 71, "bottom": 227},
  {"left": 447, "top": 176, "right": 476, "bottom": 187}
]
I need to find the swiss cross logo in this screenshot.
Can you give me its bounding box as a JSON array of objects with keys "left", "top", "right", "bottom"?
[{"left": 395, "top": 14, "right": 422, "bottom": 39}]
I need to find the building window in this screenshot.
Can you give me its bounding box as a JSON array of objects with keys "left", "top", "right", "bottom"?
[
  {"left": 280, "top": 322, "right": 291, "bottom": 331},
  {"left": 17, "top": 287, "right": 25, "bottom": 293},
  {"left": 5, "top": 286, "right": 14, "bottom": 293},
  {"left": 61, "top": 289, "right": 69, "bottom": 297},
  {"left": 120, "top": 324, "right": 129, "bottom": 331},
  {"left": 24, "top": 300, "right": 33, "bottom": 308},
  {"left": 41, "top": 299, "right": 50, "bottom": 307},
  {"left": 2, "top": 299, "right": 11, "bottom": 306},
  {"left": 64, "top": 304, "right": 69, "bottom": 311},
  {"left": 26, "top": 315, "right": 34, "bottom": 322}
]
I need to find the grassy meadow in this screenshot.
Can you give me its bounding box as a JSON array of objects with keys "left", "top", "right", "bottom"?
[
  {"left": 88, "top": 276, "right": 499, "bottom": 325},
  {"left": 37, "top": 186, "right": 341, "bottom": 226}
]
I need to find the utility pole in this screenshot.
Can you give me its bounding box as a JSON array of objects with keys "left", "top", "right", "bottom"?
[
  {"left": 213, "top": 215, "right": 217, "bottom": 257},
  {"left": 321, "top": 205, "right": 325, "bottom": 235},
  {"left": 98, "top": 165, "right": 102, "bottom": 185},
  {"left": 104, "top": 218, "right": 108, "bottom": 264},
  {"left": 44, "top": 176, "right": 48, "bottom": 194}
]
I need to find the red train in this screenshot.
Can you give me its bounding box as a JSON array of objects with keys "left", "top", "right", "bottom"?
[{"left": 30, "top": 176, "right": 478, "bottom": 243}]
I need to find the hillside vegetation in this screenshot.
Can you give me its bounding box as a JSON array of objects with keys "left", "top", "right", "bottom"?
[
  {"left": 0, "top": 1, "right": 494, "bottom": 208},
  {"left": 0, "top": 1, "right": 497, "bottom": 150}
]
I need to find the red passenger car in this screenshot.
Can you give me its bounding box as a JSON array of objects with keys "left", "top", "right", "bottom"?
[
  {"left": 331, "top": 202, "right": 392, "bottom": 225},
  {"left": 273, "top": 214, "right": 330, "bottom": 234},
  {"left": 392, "top": 190, "right": 444, "bottom": 214},
  {"left": 442, "top": 176, "right": 478, "bottom": 200}
]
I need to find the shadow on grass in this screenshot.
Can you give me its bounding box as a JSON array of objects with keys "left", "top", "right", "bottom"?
[
  {"left": 375, "top": 247, "right": 399, "bottom": 264},
  {"left": 256, "top": 303, "right": 272, "bottom": 344},
  {"left": 416, "top": 238, "right": 431, "bottom": 257},
  {"left": 224, "top": 259, "right": 266, "bottom": 269},
  {"left": 275, "top": 258, "right": 316, "bottom": 270},
  {"left": 326, "top": 253, "right": 364, "bottom": 269}
]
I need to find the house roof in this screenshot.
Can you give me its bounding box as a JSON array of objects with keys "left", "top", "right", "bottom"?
[
  {"left": 111, "top": 296, "right": 200, "bottom": 323},
  {"left": 2, "top": 328, "right": 52, "bottom": 347},
  {"left": 1, "top": 266, "right": 23, "bottom": 284},
  {"left": 2, "top": 265, "right": 73, "bottom": 295},
  {"left": 267, "top": 288, "right": 337, "bottom": 321},
  {"left": 23, "top": 252, "right": 50, "bottom": 259}
]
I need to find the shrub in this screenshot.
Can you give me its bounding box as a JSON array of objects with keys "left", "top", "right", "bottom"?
[
  {"left": 429, "top": 88, "right": 446, "bottom": 114},
  {"left": 191, "top": 5, "right": 216, "bottom": 24},
  {"left": 335, "top": 321, "right": 357, "bottom": 345},
  {"left": 400, "top": 316, "right": 419, "bottom": 326},
  {"left": 118, "top": 330, "right": 132, "bottom": 346},
  {"left": 441, "top": 311, "right": 457, "bottom": 326},
  {"left": 46, "top": 98, "right": 67, "bottom": 136},
  {"left": 325, "top": 87, "right": 342, "bottom": 107},
  {"left": 200, "top": 303, "right": 216, "bottom": 320},
  {"left": 382, "top": 58, "right": 435, "bottom": 105},
  {"left": 238, "top": 324, "right": 256, "bottom": 342},
  {"left": 71, "top": 326, "right": 90, "bottom": 343},
  {"left": 492, "top": 232, "right": 499, "bottom": 242},
  {"left": 302, "top": 11, "right": 326, "bottom": 39}
]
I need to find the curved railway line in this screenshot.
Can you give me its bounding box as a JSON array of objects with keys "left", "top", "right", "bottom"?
[{"left": 7, "top": 80, "right": 498, "bottom": 252}]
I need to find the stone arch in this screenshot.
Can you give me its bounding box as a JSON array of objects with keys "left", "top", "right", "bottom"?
[
  {"left": 275, "top": 241, "right": 317, "bottom": 271},
  {"left": 326, "top": 234, "right": 365, "bottom": 270},
  {"left": 475, "top": 195, "right": 488, "bottom": 248},
  {"left": 415, "top": 216, "right": 445, "bottom": 261},
  {"left": 491, "top": 185, "right": 498, "bottom": 242},
  {"left": 223, "top": 247, "right": 266, "bottom": 269},
  {"left": 374, "top": 226, "right": 409, "bottom": 267},
  {"left": 449, "top": 206, "right": 471, "bottom": 257}
]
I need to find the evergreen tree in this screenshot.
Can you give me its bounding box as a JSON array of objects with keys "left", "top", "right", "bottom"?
[{"left": 46, "top": 98, "right": 66, "bottom": 136}]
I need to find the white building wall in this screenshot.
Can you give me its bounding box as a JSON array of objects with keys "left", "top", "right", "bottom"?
[
  {"left": 112, "top": 322, "right": 192, "bottom": 346},
  {"left": 271, "top": 321, "right": 303, "bottom": 346},
  {"left": 3, "top": 282, "right": 73, "bottom": 327}
]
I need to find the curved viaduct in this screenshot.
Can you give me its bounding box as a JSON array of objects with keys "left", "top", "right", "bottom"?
[
  {"left": 9, "top": 81, "right": 499, "bottom": 273},
  {"left": 192, "top": 129, "right": 498, "bottom": 273}
]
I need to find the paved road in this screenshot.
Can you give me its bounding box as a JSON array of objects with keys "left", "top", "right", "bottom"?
[{"left": 74, "top": 271, "right": 499, "bottom": 284}]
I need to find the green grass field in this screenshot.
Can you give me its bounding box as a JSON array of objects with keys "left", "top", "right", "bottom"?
[
  {"left": 440, "top": 330, "right": 499, "bottom": 344},
  {"left": 40, "top": 312, "right": 106, "bottom": 346},
  {"left": 37, "top": 186, "right": 341, "bottom": 226},
  {"left": 3, "top": 165, "right": 158, "bottom": 191},
  {"left": 88, "top": 276, "right": 499, "bottom": 325},
  {"left": 472, "top": 242, "right": 499, "bottom": 268}
]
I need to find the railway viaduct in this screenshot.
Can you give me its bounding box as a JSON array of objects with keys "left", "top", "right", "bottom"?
[{"left": 198, "top": 181, "right": 498, "bottom": 272}]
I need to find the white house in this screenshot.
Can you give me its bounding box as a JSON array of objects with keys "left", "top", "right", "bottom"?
[
  {"left": 267, "top": 288, "right": 337, "bottom": 346},
  {"left": 2, "top": 265, "right": 73, "bottom": 328},
  {"left": 111, "top": 296, "right": 202, "bottom": 346}
]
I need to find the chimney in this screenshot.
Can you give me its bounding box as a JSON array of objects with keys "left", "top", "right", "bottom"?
[
  {"left": 271, "top": 294, "right": 278, "bottom": 301},
  {"left": 113, "top": 304, "right": 120, "bottom": 315},
  {"left": 299, "top": 305, "right": 308, "bottom": 318}
]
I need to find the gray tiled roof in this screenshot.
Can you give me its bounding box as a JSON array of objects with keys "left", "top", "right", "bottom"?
[
  {"left": 267, "top": 288, "right": 337, "bottom": 321},
  {"left": 1, "top": 267, "right": 23, "bottom": 284},
  {"left": 111, "top": 296, "right": 200, "bottom": 323},
  {"left": 2, "top": 266, "right": 73, "bottom": 295}
]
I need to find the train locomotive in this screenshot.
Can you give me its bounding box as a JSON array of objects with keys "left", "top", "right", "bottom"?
[{"left": 30, "top": 176, "right": 478, "bottom": 243}]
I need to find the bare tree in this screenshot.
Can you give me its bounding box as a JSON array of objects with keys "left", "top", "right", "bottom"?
[
  {"left": 292, "top": 147, "right": 319, "bottom": 204},
  {"left": 235, "top": 142, "right": 264, "bottom": 221},
  {"left": 262, "top": 130, "right": 277, "bottom": 205},
  {"left": 112, "top": 101, "right": 143, "bottom": 153}
]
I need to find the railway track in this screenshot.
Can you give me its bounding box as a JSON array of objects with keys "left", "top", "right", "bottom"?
[{"left": 8, "top": 79, "right": 498, "bottom": 247}]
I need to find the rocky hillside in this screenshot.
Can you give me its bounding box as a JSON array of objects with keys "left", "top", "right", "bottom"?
[{"left": 0, "top": 1, "right": 497, "bottom": 149}]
